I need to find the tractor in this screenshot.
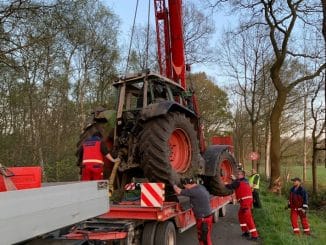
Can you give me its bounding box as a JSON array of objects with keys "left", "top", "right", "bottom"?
[{"left": 76, "top": 0, "right": 237, "bottom": 198}]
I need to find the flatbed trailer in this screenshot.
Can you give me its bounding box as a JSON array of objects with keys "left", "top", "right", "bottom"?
[
  {"left": 54, "top": 194, "right": 233, "bottom": 245},
  {"left": 1, "top": 166, "right": 234, "bottom": 245}
]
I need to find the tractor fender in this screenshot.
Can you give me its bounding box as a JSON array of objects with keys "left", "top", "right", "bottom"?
[
  {"left": 140, "top": 101, "right": 196, "bottom": 121},
  {"left": 203, "top": 145, "right": 231, "bottom": 176}
]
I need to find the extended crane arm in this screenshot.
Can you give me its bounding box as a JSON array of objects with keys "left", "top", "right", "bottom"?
[{"left": 154, "top": 0, "right": 186, "bottom": 89}]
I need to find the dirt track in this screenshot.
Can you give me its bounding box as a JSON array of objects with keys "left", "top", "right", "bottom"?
[{"left": 176, "top": 204, "right": 261, "bottom": 245}]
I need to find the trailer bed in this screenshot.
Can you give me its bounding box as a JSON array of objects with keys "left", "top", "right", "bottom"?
[{"left": 61, "top": 194, "right": 233, "bottom": 243}]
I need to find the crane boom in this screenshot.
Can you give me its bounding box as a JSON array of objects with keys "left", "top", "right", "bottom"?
[{"left": 154, "top": 0, "right": 186, "bottom": 89}]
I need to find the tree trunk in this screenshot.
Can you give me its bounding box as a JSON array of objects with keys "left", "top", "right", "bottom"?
[
  {"left": 303, "top": 94, "right": 307, "bottom": 182},
  {"left": 312, "top": 148, "right": 318, "bottom": 194},
  {"left": 265, "top": 125, "right": 271, "bottom": 180},
  {"left": 269, "top": 90, "right": 287, "bottom": 191},
  {"left": 311, "top": 112, "right": 319, "bottom": 194},
  {"left": 251, "top": 121, "right": 257, "bottom": 170},
  {"left": 238, "top": 137, "right": 244, "bottom": 167},
  {"left": 323, "top": 0, "right": 326, "bottom": 110}
]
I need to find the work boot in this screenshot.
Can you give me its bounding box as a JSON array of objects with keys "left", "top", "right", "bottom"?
[
  {"left": 241, "top": 232, "right": 250, "bottom": 237},
  {"left": 247, "top": 236, "right": 260, "bottom": 241}
]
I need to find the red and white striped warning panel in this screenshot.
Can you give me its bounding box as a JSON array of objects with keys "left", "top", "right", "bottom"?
[
  {"left": 124, "top": 183, "right": 136, "bottom": 190},
  {"left": 140, "top": 183, "right": 165, "bottom": 207}
]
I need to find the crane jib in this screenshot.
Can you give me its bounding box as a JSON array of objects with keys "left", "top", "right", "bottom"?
[{"left": 154, "top": 0, "right": 186, "bottom": 89}]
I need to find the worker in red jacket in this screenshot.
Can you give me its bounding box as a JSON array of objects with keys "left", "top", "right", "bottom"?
[
  {"left": 173, "top": 178, "right": 213, "bottom": 245},
  {"left": 288, "top": 177, "right": 310, "bottom": 235},
  {"left": 79, "top": 132, "right": 119, "bottom": 181},
  {"left": 226, "top": 170, "right": 259, "bottom": 241}
]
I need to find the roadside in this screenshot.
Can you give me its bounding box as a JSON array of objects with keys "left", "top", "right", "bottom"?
[
  {"left": 177, "top": 204, "right": 259, "bottom": 245},
  {"left": 254, "top": 183, "right": 326, "bottom": 245}
]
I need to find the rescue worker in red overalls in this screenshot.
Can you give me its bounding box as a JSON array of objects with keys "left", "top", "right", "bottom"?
[
  {"left": 79, "top": 132, "right": 119, "bottom": 181},
  {"left": 173, "top": 178, "right": 213, "bottom": 245},
  {"left": 288, "top": 177, "right": 310, "bottom": 235},
  {"left": 226, "top": 170, "right": 260, "bottom": 241}
]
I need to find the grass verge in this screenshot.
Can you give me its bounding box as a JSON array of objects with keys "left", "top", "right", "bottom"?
[{"left": 253, "top": 182, "right": 326, "bottom": 245}]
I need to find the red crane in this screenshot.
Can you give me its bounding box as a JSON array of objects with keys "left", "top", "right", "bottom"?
[{"left": 154, "top": 0, "right": 186, "bottom": 90}]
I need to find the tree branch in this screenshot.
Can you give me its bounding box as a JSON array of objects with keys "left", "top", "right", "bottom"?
[
  {"left": 289, "top": 63, "right": 326, "bottom": 89},
  {"left": 286, "top": 50, "right": 322, "bottom": 59}
]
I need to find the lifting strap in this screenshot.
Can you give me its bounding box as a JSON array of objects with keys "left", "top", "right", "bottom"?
[{"left": 125, "top": 0, "right": 140, "bottom": 74}]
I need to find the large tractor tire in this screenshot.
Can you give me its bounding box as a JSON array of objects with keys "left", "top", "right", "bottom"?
[
  {"left": 203, "top": 147, "right": 237, "bottom": 196},
  {"left": 138, "top": 112, "right": 200, "bottom": 185}
]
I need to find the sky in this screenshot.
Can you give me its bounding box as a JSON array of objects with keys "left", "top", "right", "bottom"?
[{"left": 104, "top": 0, "right": 236, "bottom": 83}]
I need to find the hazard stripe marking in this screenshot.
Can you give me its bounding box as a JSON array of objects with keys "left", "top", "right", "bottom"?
[
  {"left": 141, "top": 191, "right": 155, "bottom": 206},
  {"left": 140, "top": 183, "right": 164, "bottom": 207},
  {"left": 142, "top": 186, "right": 161, "bottom": 207},
  {"left": 144, "top": 183, "right": 163, "bottom": 203},
  {"left": 124, "top": 183, "right": 136, "bottom": 190}
]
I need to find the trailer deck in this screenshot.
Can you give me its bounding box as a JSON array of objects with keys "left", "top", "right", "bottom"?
[{"left": 61, "top": 194, "right": 233, "bottom": 243}]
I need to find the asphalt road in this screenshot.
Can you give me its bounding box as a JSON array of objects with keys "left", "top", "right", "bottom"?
[{"left": 176, "top": 204, "right": 260, "bottom": 245}]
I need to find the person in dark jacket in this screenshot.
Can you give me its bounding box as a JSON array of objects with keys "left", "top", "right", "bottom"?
[
  {"left": 78, "top": 132, "right": 119, "bottom": 180},
  {"left": 226, "top": 170, "right": 259, "bottom": 241},
  {"left": 288, "top": 177, "right": 310, "bottom": 235},
  {"left": 173, "top": 178, "right": 213, "bottom": 245}
]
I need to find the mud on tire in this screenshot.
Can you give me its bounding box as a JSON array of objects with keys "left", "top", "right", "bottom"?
[{"left": 138, "top": 112, "right": 200, "bottom": 185}]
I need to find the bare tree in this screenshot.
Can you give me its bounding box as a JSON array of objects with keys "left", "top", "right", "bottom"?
[
  {"left": 232, "top": 99, "right": 251, "bottom": 168},
  {"left": 219, "top": 26, "right": 270, "bottom": 171},
  {"left": 260, "top": 0, "right": 325, "bottom": 190},
  {"left": 322, "top": 0, "right": 326, "bottom": 41},
  {"left": 127, "top": 2, "right": 216, "bottom": 73},
  {"left": 310, "top": 78, "right": 325, "bottom": 194},
  {"left": 127, "top": 25, "right": 158, "bottom": 72},
  {"left": 183, "top": 1, "right": 216, "bottom": 64},
  {"left": 213, "top": 0, "right": 325, "bottom": 190}
]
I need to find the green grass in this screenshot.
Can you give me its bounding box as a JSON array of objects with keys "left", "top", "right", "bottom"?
[
  {"left": 254, "top": 182, "right": 326, "bottom": 245},
  {"left": 257, "top": 165, "right": 326, "bottom": 190},
  {"left": 281, "top": 166, "right": 326, "bottom": 184}
]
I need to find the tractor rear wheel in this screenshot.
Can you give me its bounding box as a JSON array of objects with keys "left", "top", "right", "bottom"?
[{"left": 138, "top": 112, "right": 200, "bottom": 185}]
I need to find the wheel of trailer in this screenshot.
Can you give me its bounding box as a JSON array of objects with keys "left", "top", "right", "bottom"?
[
  {"left": 204, "top": 148, "right": 237, "bottom": 196},
  {"left": 219, "top": 205, "right": 227, "bottom": 217},
  {"left": 154, "top": 221, "right": 176, "bottom": 245},
  {"left": 139, "top": 112, "right": 200, "bottom": 185},
  {"left": 141, "top": 222, "right": 158, "bottom": 245}
]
